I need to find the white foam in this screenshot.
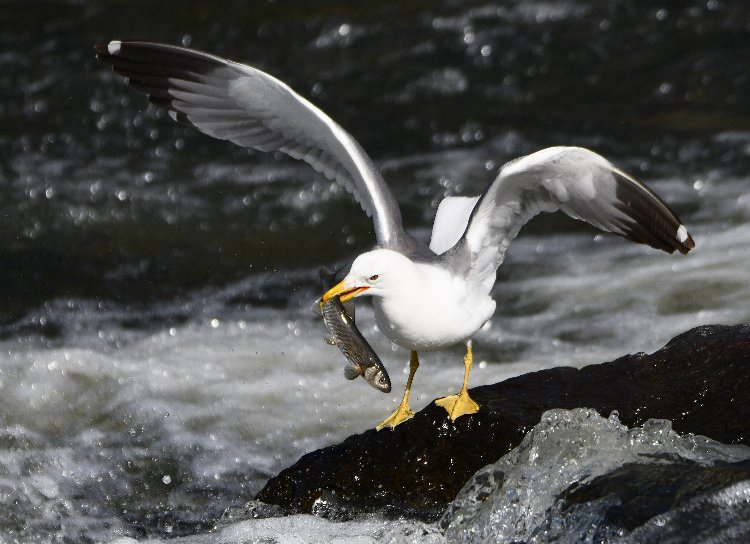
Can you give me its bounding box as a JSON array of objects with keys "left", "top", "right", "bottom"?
[{"left": 104, "top": 515, "right": 442, "bottom": 544}]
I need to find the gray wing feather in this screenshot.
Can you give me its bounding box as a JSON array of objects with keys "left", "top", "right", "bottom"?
[
  {"left": 96, "top": 41, "right": 406, "bottom": 249},
  {"left": 445, "top": 146, "right": 694, "bottom": 286}
]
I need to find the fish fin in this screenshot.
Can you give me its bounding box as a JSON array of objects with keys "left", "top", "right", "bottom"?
[
  {"left": 323, "top": 335, "right": 336, "bottom": 346},
  {"left": 343, "top": 364, "right": 361, "bottom": 380}
]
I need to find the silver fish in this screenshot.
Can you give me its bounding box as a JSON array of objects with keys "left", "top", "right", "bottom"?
[{"left": 318, "top": 268, "right": 391, "bottom": 393}]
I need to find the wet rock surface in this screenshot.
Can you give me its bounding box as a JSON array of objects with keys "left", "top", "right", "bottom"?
[
  {"left": 557, "top": 459, "right": 750, "bottom": 538},
  {"left": 255, "top": 324, "right": 750, "bottom": 520},
  {"left": 439, "top": 408, "right": 750, "bottom": 543}
]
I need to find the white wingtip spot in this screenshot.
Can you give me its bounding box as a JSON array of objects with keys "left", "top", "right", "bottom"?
[
  {"left": 107, "top": 41, "right": 122, "bottom": 55},
  {"left": 676, "top": 225, "right": 688, "bottom": 243}
]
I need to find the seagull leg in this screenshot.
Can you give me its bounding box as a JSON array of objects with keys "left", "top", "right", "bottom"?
[
  {"left": 435, "top": 340, "right": 480, "bottom": 421},
  {"left": 376, "top": 351, "right": 419, "bottom": 430}
]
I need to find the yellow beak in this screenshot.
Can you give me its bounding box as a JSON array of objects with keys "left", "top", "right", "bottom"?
[{"left": 321, "top": 279, "right": 369, "bottom": 303}]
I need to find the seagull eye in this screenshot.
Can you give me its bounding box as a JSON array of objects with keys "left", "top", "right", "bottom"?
[{"left": 368, "top": 274, "right": 379, "bottom": 282}]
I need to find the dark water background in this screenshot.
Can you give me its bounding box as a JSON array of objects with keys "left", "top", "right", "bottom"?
[
  {"left": 1, "top": 1, "right": 749, "bottom": 542},
  {"left": 2, "top": 0, "right": 748, "bottom": 331}
]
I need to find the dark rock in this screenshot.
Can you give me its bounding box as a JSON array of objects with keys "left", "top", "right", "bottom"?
[
  {"left": 439, "top": 408, "right": 750, "bottom": 541},
  {"left": 559, "top": 459, "right": 750, "bottom": 534},
  {"left": 255, "top": 324, "right": 750, "bottom": 520}
]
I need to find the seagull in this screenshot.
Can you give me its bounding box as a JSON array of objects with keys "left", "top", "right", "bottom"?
[{"left": 95, "top": 41, "right": 695, "bottom": 430}]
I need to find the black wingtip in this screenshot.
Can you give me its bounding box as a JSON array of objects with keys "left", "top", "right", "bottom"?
[{"left": 612, "top": 171, "right": 696, "bottom": 256}]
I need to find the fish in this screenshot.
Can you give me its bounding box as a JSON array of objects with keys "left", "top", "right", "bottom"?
[{"left": 317, "top": 267, "right": 391, "bottom": 393}]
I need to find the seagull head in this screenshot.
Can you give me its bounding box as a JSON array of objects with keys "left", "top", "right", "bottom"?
[{"left": 321, "top": 249, "right": 414, "bottom": 303}]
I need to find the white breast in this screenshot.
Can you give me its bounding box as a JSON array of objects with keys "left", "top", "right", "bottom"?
[{"left": 373, "top": 263, "right": 495, "bottom": 351}]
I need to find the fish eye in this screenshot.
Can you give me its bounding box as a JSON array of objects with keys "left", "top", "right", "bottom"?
[{"left": 368, "top": 274, "right": 379, "bottom": 282}]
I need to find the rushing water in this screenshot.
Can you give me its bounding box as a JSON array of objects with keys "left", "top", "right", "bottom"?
[{"left": 1, "top": 1, "right": 750, "bottom": 542}]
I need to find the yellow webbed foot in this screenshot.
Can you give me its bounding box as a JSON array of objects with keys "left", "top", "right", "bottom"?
[
  {"left": 436, "top": 340, "right": 480, "bottom": 421},
  {"left": 435, "top": 388, "right": 479, "bottom": 421},
  {"left": 375, "top": 401, "right": 414, "bottom": 430}
]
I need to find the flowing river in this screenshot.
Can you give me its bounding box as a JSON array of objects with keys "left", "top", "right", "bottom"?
[{"left": 1, "top": 1, "right": 749, "bottom": 541}]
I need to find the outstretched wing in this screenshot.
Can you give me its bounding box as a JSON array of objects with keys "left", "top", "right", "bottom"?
[
  {"left": 95, "top": 40, "right": 406, "bottom": 249},
  {"left": 445, "top": 146, "right": 695, "bottom": 286}
]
